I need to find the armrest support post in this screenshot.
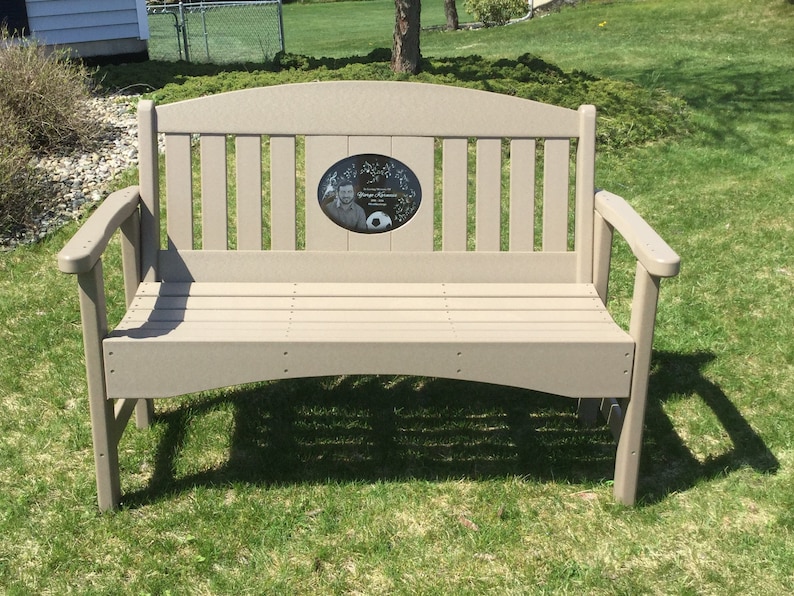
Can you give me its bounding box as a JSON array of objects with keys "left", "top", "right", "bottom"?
[
  {"left": 613, "top": 263, "right": 661, "bottom": 505},
  {"left": 593, "top": 210, "right": 614, "bottom": 303},
  {"left": 593, "top": 189, "right": 679, "bottom": 505},
  {"left": 59, "top": 187, "right": 146, "bottom": 507},
  {"left": 77, "top": 262, "right": 122, "bottom": 511},
  {"left": 119, "top": 208, "right": 141, "bottom": 309},
  {"left": 118, "top": 208, "right": 153, "bottom": 428}
]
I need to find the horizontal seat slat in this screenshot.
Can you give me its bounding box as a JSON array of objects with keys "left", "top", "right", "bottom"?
[
  {"left": 121, "top": 308, "right": 613, "bottom": 324},
  {"left": 127, "top": 295, "right": 605, "bottom": 312},
  {"left": 136, "top": 282, "right": 601, "bottom": 298},
  {"left": 111, "top": 317, "right": 624, "bottom": 342}
]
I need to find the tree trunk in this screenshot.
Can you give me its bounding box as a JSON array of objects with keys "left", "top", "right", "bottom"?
[
  {"left": 444, "top": 0, "right": 459, "bottom": 30},
  {"left": 391, "top": 0, "right": 422, "bottom": 74}
]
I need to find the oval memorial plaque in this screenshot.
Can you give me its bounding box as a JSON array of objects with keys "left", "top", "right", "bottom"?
[{"left": 318, "top": 154, "right": 422, "bottom": 234}]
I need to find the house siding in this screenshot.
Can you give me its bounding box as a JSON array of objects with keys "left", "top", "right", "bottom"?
[{"left": 23, "top": 0, "right": 148, "bottom": 58}]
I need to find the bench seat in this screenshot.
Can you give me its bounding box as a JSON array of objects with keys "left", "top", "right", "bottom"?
[{"left": 105, "top": 281, "right": 634, "bottom": 400}]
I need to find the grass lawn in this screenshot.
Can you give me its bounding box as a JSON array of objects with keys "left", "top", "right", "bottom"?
[
  {"left": 1, "top": 0, "right": 793, "bottom": 593},
  {"left": 148, "top": 0, "right": 477, "bottom": 63}
]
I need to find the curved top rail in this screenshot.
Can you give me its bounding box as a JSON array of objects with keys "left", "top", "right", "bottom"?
[{"left": 151, "top": 80, "right": 585, "bottom": 138}]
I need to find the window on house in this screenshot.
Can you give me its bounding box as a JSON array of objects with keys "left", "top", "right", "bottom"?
[{"left": 2, "top": 0, "right": 31, "bottom": 36}]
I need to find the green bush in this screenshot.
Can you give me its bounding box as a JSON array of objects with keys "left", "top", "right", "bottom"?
[
  {"left": 144, "top": 52, "right": 689, "bottom": 151},
  {"left": 463, "top": 0, "right": 528, "bottom": 26}
]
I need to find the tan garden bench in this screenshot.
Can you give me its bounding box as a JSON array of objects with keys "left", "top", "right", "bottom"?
[{"left": 58, "top": 81, "right": 680, "bottom": 511}]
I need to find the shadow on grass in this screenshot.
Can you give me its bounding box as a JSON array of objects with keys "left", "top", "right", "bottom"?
[
  {"left": 122, "top": 350, "right": 778, "bottom": 508},
  {"left": 640, "top": 351, "right": 779, "bottom": 500},
  {"left": 634, "top": 60, "right": 794, "bottom": 147}
]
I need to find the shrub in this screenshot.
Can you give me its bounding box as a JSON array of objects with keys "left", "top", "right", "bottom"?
[
  {"left": 145, "top": 52, "right": 689, "bottom": 152},
  {"left": 0, "top": 104, "right": 47, "bottom": 237},
  {"left": 0, "top": 27, "right": 99, "bottom": 152},
  {"left": 0, "top": 27, "right": 99, "bottom": 240},
  {"left": 463, "top": 0, "right": 528, "bottom": 26}
]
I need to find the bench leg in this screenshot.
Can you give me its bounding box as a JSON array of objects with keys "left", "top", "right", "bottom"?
[
  {"left": 612, "top": 265, "right": 661, "bottom": 506},
  {"left": 89, "top": 396, "right": 123, "bottom": 512},
  {"left": 612, "top": 388, "right": 647, "bottom": 506},
  {"left": 576, "top": 398, "right": 601, "bottom": 426},
  {"left": 135, "top": 399, "right": 154, "bottom": 429},
  {"left": 78, "top": 264, "right": 122, "bottom": 511}
]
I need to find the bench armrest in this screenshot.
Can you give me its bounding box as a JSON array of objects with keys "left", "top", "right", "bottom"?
[
  {"left": 595, "top": 189, "right": 681, "bottom": 278},
  {"left": 58, "top": 186, "right": 141, "bottom": 274}
]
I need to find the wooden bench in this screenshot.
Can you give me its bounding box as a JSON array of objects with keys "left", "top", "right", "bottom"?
[{"left": 58, "top": 81, "right": 680, "bottom": 511}]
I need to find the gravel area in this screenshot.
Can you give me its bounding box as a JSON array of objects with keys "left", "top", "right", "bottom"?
[{"left": 2, "top": 95, "right": 141, "bottom": 250}]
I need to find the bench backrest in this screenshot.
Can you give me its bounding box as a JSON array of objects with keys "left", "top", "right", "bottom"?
[{"left": 137, "top": 81, "right": 596, "bottom": 284}]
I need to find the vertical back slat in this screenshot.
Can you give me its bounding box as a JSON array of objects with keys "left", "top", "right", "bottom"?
[
  {"left": 575, "top": 105, "right": 597, "bottom": 282},
  {"left": 137, "top": 100, "right": 159, "bottom": 281},
  {"left": 348, "top": 136, "right": 392, "bottom": 252},
  {"left": 270, "top": 135, "right": 296, "bottom": 251},
  {"left": 165, "top": 133, "right": 194, "bottom": 251},
  {"left": 509, "top": 138, "right": 536, "bottom": 251},
  {"left": 236, "top": 135, "right": 263, "bottom": 250},
  {"left": 305, "top": 135, "right": 349, "bottom": 251},
  {"left": 200, "top": 134, "right": 228, "bottom": 250},
  {"left": 475, "top": 139, "right": 502, "bottom": 251},
  {"left": 391, "top": 136, "right": 435, "bottom": 252},
  {"left": 442, "top": 138, "right": 469, "bottom": 251},
  {"left": 542, "top": 138, "right": 570, "bottom": 252}
]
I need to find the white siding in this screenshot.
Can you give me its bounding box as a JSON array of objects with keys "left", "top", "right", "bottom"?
[{"left": 26, "top": 0, "right": 148, "bottom": 46}]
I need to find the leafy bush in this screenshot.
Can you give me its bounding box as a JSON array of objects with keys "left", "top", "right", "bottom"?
[{"left": 463, "top": 0, "right": 528, "bottom": 26}]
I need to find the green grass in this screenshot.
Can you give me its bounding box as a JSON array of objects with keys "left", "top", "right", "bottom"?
[
  {"left": 3, "top": 0, "right": 794, "bottom": 593},
  {"left": 148, "top": 0, "right": 477, "bottom": 63}
]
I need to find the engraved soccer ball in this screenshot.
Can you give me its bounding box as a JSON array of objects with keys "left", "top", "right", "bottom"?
[{"left": 366, "top": 211, "right": 393, "bottom": 231}]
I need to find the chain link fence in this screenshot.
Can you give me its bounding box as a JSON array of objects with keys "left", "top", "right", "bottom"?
[{"left": 147, "top": 1, "right": 285, "bottom": 64}]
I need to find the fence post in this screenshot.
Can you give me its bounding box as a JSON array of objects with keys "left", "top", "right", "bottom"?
[
  {"left": 277, "top": 0, "right": 286, "bottom": 53},
  {"left": 200, "top": 2, "right": 211, "bottom": 61},
  {"left": 178, "top": 1, "right": 191, "bottom": 62}
]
